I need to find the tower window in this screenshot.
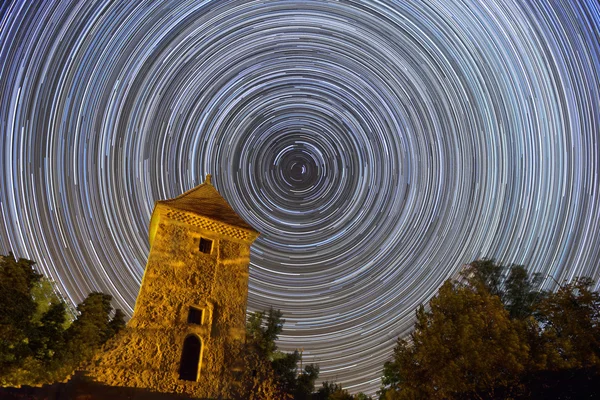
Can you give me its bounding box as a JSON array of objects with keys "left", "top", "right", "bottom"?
[
  {"left": 187, "top": 307, "right": 203, "bottom": 325},
  {"left": 199, "top": 237, "right": 213, "bottom": 254}
]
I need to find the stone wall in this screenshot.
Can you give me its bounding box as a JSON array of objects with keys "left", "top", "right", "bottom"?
[{"left": 87, "top": 207, "right": 253, "bottom": 399}]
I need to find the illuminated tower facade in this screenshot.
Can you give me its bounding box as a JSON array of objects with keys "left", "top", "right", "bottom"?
[{"left": 90, "top": 175, "right": 259, "bottom": 398}]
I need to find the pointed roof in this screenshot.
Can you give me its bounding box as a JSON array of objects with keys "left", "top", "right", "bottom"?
[{"left": 157, "top": 175, "right": 258, "bottom": 233}]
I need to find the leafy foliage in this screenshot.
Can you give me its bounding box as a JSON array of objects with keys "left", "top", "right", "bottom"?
[
  {"left": 243, "top": 308, "right": 371, "bottom": 399},
  {"left": 0, "top": 253, "right": 41, "bottom": 370},
  {"left": 309, "top": 381, "right": 372, "bottom": 400},
  {"left": 383, "top": 280, "right": 528, "bottom": 399},
  {"left": 380, "top": 259, "right": 600, "bottom": 399},
  {"left": 463, "top": 259, "right": 544, "bottom": 319},
  {"left": 533, "top": 277, "right": 600, "bottom": 370},
  {"left": 0, "top": 253, "right": 125, "bottom": 387},
  {"left": 296, "top": 363, "right": 321, "bottom": 398},
  {"left": 314, "top": 381, "right": 354, "bottom": 400},
  {"left": 65, "top": 292, "right": 115, "bottom": 361},
  {"left": 243, "top": 307, "right": 320, "bottom": 399}
]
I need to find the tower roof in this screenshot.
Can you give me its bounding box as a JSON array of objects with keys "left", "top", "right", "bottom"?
[{"left": 157, "top": 175, "right": 258, "bottom": 233}]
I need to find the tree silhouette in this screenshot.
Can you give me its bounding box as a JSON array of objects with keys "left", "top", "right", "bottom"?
[
  {"left": 380, "top": 260, "right": 600, "bottom": 399},
  {"left": 242, "top": 307, "right": 320, "bottom": 399},
  {"left": 0, "top": 253, "right": 125, "bottom": 387}
]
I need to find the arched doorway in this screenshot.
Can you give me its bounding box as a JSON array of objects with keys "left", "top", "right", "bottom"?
[{"left": 179, "top": 335, "right": 201, "bottom": 381}]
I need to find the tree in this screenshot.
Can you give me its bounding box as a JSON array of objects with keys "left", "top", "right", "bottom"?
[
  {"left": 515, "top": 277, "right": 600, "bottom": 398},
  {"left": 461, "top": 259, "right": 544, "bottom": 320},
  {"left": 107, "top": 309, "right": 126, "bottom": 338},
  {"left": 382, "top": 259, "right": 600, "bottom": 399},
  {"left": 243, "top": 307, "right": 320, "bottom": 399},
  {"left": 238, "top": 348, "right": 293, "bottom": 400},
  {"left": 462, "top": 259, "right": 503, "bottom": 297},
  {"left": 240, "top": 308, "right": 291, "bottom": 399},
  {"left": 504, "top": 265, "right": 544, "bottom": 320},
  {"left": 30, "top": 274, "right": 74, "bottom": 326},
  {"left": 533, "top": 277, "right": 600, "bottom": 370},
  {"left": 295, "top": 363, "right": 320, "bottom": 399},
  {"left": 382, "top": 280, "right": 529, "bottom": 399},
  {"left": 30, "top": 301, "right": 68, "bottom": 362},
  {"left": 378, "top": 359, "right": 401, "bottom": 400},
  {"left": 247, "top": 308, "right": 285, "bottom": 359},
  {"left": 64, "top": 292, "right": 119, "bottom": 365},
  {"left": 0, "top": 253, "right": 126, "bottom": 387},
  {"left": 272, "top": 350, "right": 301, "bottom": 394},
  {"left": 314, "top": 381, "right": 354, "bottom": 400},
  {"left": 0, "top": 253, "right": 41, "bottom": 372}
]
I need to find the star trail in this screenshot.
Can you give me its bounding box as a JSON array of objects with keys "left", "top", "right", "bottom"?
[{"left": 1, "top": 0, "right": 599, "bottom": 394}]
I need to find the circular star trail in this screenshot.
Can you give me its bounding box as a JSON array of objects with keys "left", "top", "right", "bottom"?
[{"left": 1, "top": 0, "right": 599, "bottom": 394}]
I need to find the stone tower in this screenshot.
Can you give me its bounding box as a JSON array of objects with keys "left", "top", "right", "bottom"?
[{"left": 89, "top": 175, "right": 259, "bottom": 398}]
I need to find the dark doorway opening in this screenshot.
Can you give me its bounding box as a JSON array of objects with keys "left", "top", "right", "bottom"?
[{"left": 179, "top": 335, "right": 201, "bottom": 381}]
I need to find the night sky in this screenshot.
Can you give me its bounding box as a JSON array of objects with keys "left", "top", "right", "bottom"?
[{"left": 1, "top": 0, "right": 599, "bottom": 394}]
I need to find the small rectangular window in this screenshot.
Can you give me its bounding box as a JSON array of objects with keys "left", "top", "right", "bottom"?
[
  {"left": 199, "top": 238, "right": 213, "bottom": 254},
  {"left": 188, "top": 307, "right": 203, "bottom": 325}
]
